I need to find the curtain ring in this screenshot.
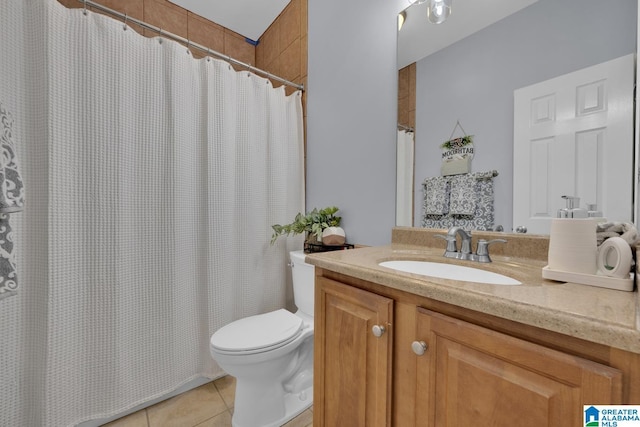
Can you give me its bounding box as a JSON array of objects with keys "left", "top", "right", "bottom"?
[
  {"left": 83, "top": 0, "right": 88, "bottom": 15},
  {"left": 123, "top": 14, "right": 128, "bottom": 31},
  {"left": 186, "top": 39, "right": 191, "bottom": 54}
]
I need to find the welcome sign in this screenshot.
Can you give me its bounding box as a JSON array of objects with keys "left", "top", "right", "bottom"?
[
  {"left": 440, "top": 135, "right": 474, "bottom": 176},
  {"left": 441, "top": 136, "right": 474, "bottom": 161}
]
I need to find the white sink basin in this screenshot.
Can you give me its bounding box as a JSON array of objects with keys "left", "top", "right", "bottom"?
[{"left": 378, "top": 260, "right": 522, "bottom": 285}]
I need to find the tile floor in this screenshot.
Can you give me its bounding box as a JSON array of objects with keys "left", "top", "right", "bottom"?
[{"left": 102, "top": 376, "right": 313, "bottom": 427}]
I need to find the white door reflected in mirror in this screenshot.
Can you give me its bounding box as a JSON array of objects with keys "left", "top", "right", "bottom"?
[{"left": 513, "top": 54, "right": 635, "bottom": 235}]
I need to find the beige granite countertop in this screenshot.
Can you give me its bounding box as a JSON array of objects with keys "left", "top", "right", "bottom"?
[{"left": 305, "top": 228, "right": 640, "bottom": 354}]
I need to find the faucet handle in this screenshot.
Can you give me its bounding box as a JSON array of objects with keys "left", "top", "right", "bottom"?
[
  {"left": 476, "top": 239, "right": 507, "bottom": 255},
  {"left": 434, "top": 234, "right": 457, "bottom": 252},
  {"left": 475, "top": 238, "right": 507, "bottom": 262}
]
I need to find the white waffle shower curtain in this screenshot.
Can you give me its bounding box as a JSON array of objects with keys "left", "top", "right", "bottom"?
[{"left": 0, "top": 0, "right": 304, "bottom": 425}]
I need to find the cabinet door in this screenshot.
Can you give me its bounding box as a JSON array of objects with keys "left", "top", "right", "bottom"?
[
  {"left": 314, "top": 277, "right": 393, "bottom": 427},
  {"left": 415, "top": 308, "right": 622, "bottom": 427}
]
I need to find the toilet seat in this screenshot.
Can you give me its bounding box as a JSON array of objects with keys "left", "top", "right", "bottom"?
[{"left": 211, "top": 309, "right": 304, "bottom": 355}]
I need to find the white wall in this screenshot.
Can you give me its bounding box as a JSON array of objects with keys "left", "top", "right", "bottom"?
[{"left": 307, "top": 0, "right": 399, "bottom": 246}]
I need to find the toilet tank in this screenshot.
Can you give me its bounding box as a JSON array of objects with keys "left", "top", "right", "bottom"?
[{"left": 290, "top": 250, "right": 315, "bottom": 317}]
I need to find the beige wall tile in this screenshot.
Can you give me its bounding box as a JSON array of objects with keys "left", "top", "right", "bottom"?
[
  {"left": 301, "top": 76, "right": 307, "bottom": 108},
  {"left": 255, "top": 0, "right": 306, "bottom": 98},
  {"left": 280, "top": 38, "right": 301, "bottom": 82},
  {"left": 398, "top": 66, "right": 409, "bottom": 100},
  {"left": 398, "top": 104, "right": 409, "bottom": 126},
  {"left": 398, "top": 63, "right": 416, "bottom": 128},
  {"left": 264, "top": 57, "right": 282, "bottom": 83},
  {"left": 255, "top": 39, "right": 265, "bottom": 68},
  {"left": 300, "top": 34, "right": 307, "bottom": 79},
  {"left": 224, "top": 30, "right": 255, "bottom": 66},
  {"left": 279, "top": 0, "right": 301, "bottom": 52},
  {"left": 284, "top": 82, "right": 301, "bottom": 96},
  {"left": 300, "top": 0, "right": 307, "bottom": 39},
  {"left": 408, "top": 71, "right": 416, "bottom": 127},
  {"left": 57, "top": 0, "right": 82, "bottom": 8},
  {"left": 187, "top": 13, "right": 225, "bottom": 56},
  {"left": 147, "top": 383, "right": 228, "bottom": 427},
  {"left": 408, "top": 63, "right": 416, "bottom": 122},
  {"left": 149, "top": 0, "right": 184, "bottom": 14},
  {"left": 97, "top": 0, "right": 144, "bottom": 18},
  {"left": 144, "top": 0, "right": 188, "bottom": 39},
  {"left": 259, "top": 25, "right": 279, "bottom": 69}
]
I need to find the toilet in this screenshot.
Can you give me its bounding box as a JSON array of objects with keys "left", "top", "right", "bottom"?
[{"left": 209, "top": 250, "right": 315, "bottom": 427}]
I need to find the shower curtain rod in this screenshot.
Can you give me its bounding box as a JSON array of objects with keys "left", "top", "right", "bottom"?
[{"left": 76, "top": 0, "right": 305, "bottom": 91}]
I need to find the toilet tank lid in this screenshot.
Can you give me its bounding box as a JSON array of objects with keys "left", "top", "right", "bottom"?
[
  {"left": 289, "top": 250, "right": 307, "bottom": 263},
  {"left": 210, "top": 309, "right": 303, "bottom": 353}
]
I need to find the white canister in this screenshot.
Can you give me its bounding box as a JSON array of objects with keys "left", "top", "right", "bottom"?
[{"left": 548, "top": 218, "right": 598, "bottom": 275}]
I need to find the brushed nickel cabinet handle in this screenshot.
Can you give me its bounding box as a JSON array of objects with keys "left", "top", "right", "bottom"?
[
  {"left": 412, "top": 341, "right": 428, "bottom": 356},
  {"left": 372, "top": 325, "right": 386, "bottom": 338}
]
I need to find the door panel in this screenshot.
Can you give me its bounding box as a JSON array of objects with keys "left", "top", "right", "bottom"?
[
  {"left": 314, "top": 277, "right": 393, "bottom": 427},
  {"left": 513, "top": 54, "right": 634, "bottom": 234},
  {"left": 415, "top": 308, "right": 622, "bottom": 427}
]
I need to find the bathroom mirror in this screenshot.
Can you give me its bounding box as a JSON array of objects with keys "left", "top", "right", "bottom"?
[{"left": 397, "top": 0, "right": 638, "bottom": 234}]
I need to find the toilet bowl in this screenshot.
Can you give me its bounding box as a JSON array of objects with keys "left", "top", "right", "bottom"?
[{"left": 209, "top": 250, "right": 314, "bottom": 427}]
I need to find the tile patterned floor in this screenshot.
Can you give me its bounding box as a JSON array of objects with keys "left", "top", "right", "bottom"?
[{"left": 102, "top": 376, "right": 313, "bottom": 427}]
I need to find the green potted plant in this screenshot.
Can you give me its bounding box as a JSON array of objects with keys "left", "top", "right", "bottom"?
[{"left": 271, "top": 206, "right": 342, "bottom": 245}]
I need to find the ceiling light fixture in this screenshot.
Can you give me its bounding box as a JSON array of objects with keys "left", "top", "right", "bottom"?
[
  {"left": 398, "top": 10, "right": 407, "bottom": 31},
  {"left": 427, "top": 0, "right": 452, "bottom": 24}
]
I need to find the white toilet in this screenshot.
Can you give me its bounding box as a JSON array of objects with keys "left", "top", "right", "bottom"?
[{"left": 209, "top": 250, "right": 315, "bottom": 427}]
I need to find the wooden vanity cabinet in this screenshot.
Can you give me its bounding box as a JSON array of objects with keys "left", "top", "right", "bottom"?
[{"left": 314, "top": 268, "right": 638, "bottom": 427}]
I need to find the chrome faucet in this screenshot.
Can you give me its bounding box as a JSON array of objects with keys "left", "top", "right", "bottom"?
[
  {"left": 435, "top": 227, "right": 506, "bottom": 263},
  {"left": 434, "top": 227, "right": 473, "bottom": 260}
]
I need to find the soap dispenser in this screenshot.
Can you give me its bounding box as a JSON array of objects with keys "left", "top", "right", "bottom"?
[
  {"left": 557, "top": 196, "right": 588, "bottom": 218},
  {"left": 587, "top": 203, "right": 606, "bottom": 223}
]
